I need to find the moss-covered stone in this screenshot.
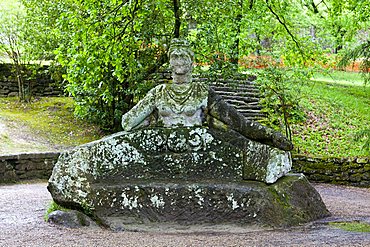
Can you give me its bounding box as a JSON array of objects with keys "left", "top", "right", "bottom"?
[
  {"left": 48, "top": 127, "right": 292, "bottom": 208},
  {"left": 87, "top": 174, "right": 329, "bottom": 228},
  {"left": 48, "top": 126, "right": 330, "bottom": 228},
  {"left": 292, "top": 155, "right": 370, "bottom": 187}
]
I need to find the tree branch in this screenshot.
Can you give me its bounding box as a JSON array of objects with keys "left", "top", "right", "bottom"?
[
  {"left": 265, "top": 0, "right": 303, "bottom": 55},
  {"left": 249, "top": 0, "right": 254, "bottom": 10}
]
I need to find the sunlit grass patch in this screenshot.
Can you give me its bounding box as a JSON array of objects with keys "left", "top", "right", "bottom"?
[
  {"left": 0, "top": 97, "right": 104, "bottom": 148},
  {"left": 329, "top": 221, "right": 370, "bottom": 233},
  {"left": 312, "top": 70, "right": 364, "bottom": 86}
]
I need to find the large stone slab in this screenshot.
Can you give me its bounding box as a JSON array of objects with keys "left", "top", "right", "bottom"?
[
  {"left": 50, "top": 174, "right": 330, "bottom": 229},
  {"left": 48, "top": 127, "right": 291, "bottom": 208},
  {"left": 47, "top": 126, "right": 329, "bottom": 228}
]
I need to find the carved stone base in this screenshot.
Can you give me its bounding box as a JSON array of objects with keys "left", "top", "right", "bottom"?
[
  {"left": 50, "top": 174, "right": 330, "bottom": 229},
  {"left": 48, "top": 127, "right": 329, "bottom": 228}
]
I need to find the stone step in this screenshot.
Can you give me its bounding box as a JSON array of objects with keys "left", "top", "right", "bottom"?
[
  {"left": 237, "top": 109, "right": 266, "bottom": 115},
  {"left": 244, "top": 116, "right": 265, "bottom": 121},
  {"left": 224, "top": 98, "right": 261, "bottom": 106},
  {"left": 213, "top": 78, "right": 256, "bottom": 84},
  {"left": 213, "top": 90, "right": 261, "bottom": 97},
  {"left": 211, "top": 79, "right": 256, "bottom": 83},
  {"left": 212, "top": 86, "right": 260, "bottom": 93},
  {"left": 247, "top": 101, "right": 261, "bottom": 105},
  {"left": 227, "top": 106, "right": 263, "bottom": 115},
  {"left": 210, "top": 81, "right": 266, "bottom": 121},
  {"left": 228, "top": 103, "right": 263, "bottom": 110}
]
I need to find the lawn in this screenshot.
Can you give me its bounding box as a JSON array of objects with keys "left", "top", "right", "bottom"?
[
  {"left": 0, "top": 97, "right": 104, "bottom": 148},
  {"left": 312, "top": 70, "right": 364, "bottom": 86},
  {"left": 291, "top": 73, "right": 370, "bottom": 157}
]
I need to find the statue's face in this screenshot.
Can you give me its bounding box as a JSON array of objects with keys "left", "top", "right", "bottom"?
[{"left": 170, "top": 49, "right": 192, "bottom": 76}]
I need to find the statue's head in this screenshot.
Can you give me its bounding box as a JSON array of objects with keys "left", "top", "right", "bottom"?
[{"left": 168, "top": 39, "right": 194, "bottom": 84}]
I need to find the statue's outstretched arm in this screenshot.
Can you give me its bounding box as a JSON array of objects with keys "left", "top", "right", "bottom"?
[
  {"left": 207, "top": 88, "right": 293, "bottom": 151},
  {"left": 121, "top": 87, "right": 157, "bottom": 131}
]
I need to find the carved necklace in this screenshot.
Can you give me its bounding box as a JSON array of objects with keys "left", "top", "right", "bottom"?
[{"left": 160, "top": 83, "right": 207, "bottom": 114}]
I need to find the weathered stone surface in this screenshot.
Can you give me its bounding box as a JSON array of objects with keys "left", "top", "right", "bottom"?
[
  {"left": 48, "top": 127, "right": 291, "bottom": 207},
  {"left": 50, "top": 174, "right": 330, "bottom": 229},
  {"left": 121, "top": 82, "right": 208, "bottom": 131},
  {"left": 209, "top": 80, "right": 266, "bottom": 121},
  {"left": 47, "top": 210, "right": 97, "bottom": 228},
  {"left": 208, "top": 88, "right": 293, "bottom": 151},
  {"left": 210, "top": 128, "right": 291, "bottom": 183}
]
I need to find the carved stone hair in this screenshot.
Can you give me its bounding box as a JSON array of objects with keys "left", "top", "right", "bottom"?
[{"left": 168, "top": 38, "right": 194, "bottom": 60}]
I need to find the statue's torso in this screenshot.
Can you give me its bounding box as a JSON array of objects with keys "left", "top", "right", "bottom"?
[{"left": 154, "top": 83, "right": 208, "bottom": 127}]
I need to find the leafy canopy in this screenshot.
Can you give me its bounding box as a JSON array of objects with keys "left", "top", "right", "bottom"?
[{"left": 17, "top": 0, "right": 370, "bottom": 131}]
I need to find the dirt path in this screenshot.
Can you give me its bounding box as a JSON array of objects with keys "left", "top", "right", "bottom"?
[{"left": 0, "top": 182, "right": 369, "bottom": 247}]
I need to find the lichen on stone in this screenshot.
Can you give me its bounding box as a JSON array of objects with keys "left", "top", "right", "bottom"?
[{"left": 150, "top": 195, "right": 165, "bottom": 208}]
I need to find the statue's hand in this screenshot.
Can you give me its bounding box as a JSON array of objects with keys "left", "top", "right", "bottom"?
[{"left": 272, "top": 132, "right": 294, "bottom": 151}]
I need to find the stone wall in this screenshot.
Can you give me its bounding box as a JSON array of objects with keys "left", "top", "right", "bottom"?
[
  {"left": 0, "top": 64, "right": 63, "bottom": 97},
  {"left": 292, "top": 155, "right": 370, "bottom": 187},
  {"left": 0, "top": 152, "right": 59, "bottom": 183}
]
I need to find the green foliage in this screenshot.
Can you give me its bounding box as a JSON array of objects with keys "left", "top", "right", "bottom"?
[
  {"left": 355, "top": 129, "right": 370, "bottom": 155},
  {"left": 0, "top": 1, "right": 33, "bottom": 102},
  {"left": 22, "top": 0, "right": 177, "bottom": 130},
  {"left": 17, "top": 0, "right": 370, "bottom": 131},
  {"left": 255, "top": 67, "right": 308, "bottom": 140},
  {"left": 20, "top": 0, "right": 65, "bottom": 61},
  {"left": 19, "top": 0, "right": 322, "bottom": 130},
  {"left": 44, "top": 200, "right": 68, "bottom": 221},
  {"left": 338, "top": 40, "right": 370, "bottom": 85}
]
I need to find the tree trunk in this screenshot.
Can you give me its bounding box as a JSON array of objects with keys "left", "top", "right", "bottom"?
[
  {"left": 15, "top": 63, "right": 24, "bottom": 101},
  {"left": 173, "top": 0, "right": 181, "bottom": 38},
  {"left": 230, "top": 0, "right": 243, "bottom": 65}
]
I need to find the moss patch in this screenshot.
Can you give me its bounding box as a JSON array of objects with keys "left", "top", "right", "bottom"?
[
  {"left": 329, "top": 221, "right": 370, "bottom": 233},
  {"left": 0, "top": 97, "right": 104, "bottom": 148},
  {"left": 44, "top": 200, "right": 69, "bottom": 221}
]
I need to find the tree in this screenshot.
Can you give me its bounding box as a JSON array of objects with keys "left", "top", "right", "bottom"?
[
  {"left": 300, "top": 0, "right": 368, "bottom": 54},
  {"left": 21, "top": 0, "right": 67, "bottom": 61},
  {"left": 20, "top": 0, "right": 368, "bottom": 132},
  {"left": 19, "top": 0, "right": 312, "bottom": 129},
  {"left": 0, "top": 1, "right": 31, "bottom": 102}
]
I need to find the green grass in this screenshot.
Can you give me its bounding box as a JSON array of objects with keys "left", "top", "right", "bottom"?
[
  {"left": 0, "top": 97, "right": 104, "bottom": 148},
  {"left": 292, "top": 79, "right": 370, "bottom": 157},
  {"left": 312, "top": 70, "right": 364, "bottom": 86},
  {"left": 329, "top": 221, "right": 370, "bottom": 233}
]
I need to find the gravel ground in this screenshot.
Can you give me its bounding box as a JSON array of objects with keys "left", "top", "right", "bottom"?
[{"left": 0, "top": 182, "right": 369, "bottom": 247}]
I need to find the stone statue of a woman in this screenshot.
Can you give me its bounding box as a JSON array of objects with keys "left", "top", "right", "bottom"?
[
  {"left": 121, "top": 39, "right": 208, "bottom": 131},
  {"left": 48, "top": 39, "right": 328, "bottom": 229}
]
